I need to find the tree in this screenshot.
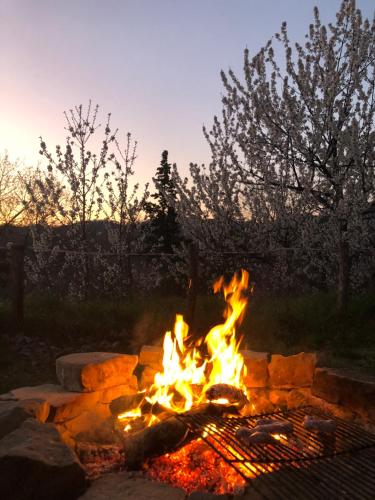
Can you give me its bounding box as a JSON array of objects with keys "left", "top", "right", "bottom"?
[
  {"left": 103, "top": 132, "right": 150, "bottom": 295},
  {"left": 0, "top": 154, "right": 36, "bottom": 229},
  {"left": 199, "top": 0, "right": 375, "bottom": 311},
  {"left": 145, "top": 150, "right": 181, "bottom": 252}
]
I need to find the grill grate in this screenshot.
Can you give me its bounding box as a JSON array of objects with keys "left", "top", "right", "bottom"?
[{"left": 176, "top": 406, "right": 375, "bottom": 499}]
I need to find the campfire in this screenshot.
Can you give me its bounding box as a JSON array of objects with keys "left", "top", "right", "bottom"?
[
  {"left": 111, "top": 269, "right": 253, "bottom": 493},
  {"left": 103, "top": 270, "right": 375, "bottom": 496},
  {"left": 117, "top": 269, "right": 250, "bottom": 424}
]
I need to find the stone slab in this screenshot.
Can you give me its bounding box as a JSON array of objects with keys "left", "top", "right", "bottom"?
[
  {"left": 78, "top": 472, "right": 185, "bottom": 500},
  {"left": 241, "top": 351, "right": 269, "bottom": 388},
  {"left": 56, "top": 352, "right": 138, "bottom": 392},
  {"left": 240, "top": 350, "right": 269, "bottom": 361},
  {"left": 268, "top": 389, "right": 289, "bottom": 408},
  {"left": 0, "top": 418, "right": 86, "bottom": 500},
  {"left": 8, "top": 383, "right": 137, "bottom": 436},
  {"left": 0, "top": 399, "right": 50, "bottom": 440},
  {"left": 312, "top": 368, "right": 375, "bottom": 421},
  {"left": 139, "top": 345, "right": 163, "bottom": 371},
  {"left": 268, "top": 352, "right": 317, "bottom": 388},
  {"left": 287, "top": 388, "right": 310, "bottom": 409},
  {"left": 140, "top": 366, "right": 159, "bottom": 389}
]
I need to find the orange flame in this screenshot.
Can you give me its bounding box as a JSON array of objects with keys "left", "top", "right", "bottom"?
[{"left": 144, "top": 269, "right": 250, "bottom": 415}]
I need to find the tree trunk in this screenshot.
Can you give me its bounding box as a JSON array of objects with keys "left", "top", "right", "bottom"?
[{"left": 337, "top": 227, "right": 350, "bottom": 314}]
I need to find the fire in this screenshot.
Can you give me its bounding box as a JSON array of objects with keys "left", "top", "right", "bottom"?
[
  {"left": 146, "top": 314, "right": 207, "bottom": 412},
  {"left": 143, "top": 269, "right": 250, "bottom": 415},
  {"left": 145, "top": 439, "right": 247, "bottom": 495},
  {"left": 204, "top": 270, "right": 249, "bottom": 392}
]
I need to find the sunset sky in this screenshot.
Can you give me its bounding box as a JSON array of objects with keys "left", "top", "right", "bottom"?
[{"left": 1, "top": 0, "right": 374, "bottom": 184}]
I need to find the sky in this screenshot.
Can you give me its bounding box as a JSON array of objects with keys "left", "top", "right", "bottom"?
[{"left": 1, "top": 0, "right": 374, "bottom": 185}]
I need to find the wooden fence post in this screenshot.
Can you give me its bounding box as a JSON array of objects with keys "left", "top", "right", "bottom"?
[
  {"left": 9, "top": 244, "right": 25, "bottom": 328},
  {"left": 186, "top": 242, "right": 198, "bottom": 335}
]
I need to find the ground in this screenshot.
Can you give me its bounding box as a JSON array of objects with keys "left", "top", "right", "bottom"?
[{"left": 0, "top": 290, "right": 374, "bottom": 393}]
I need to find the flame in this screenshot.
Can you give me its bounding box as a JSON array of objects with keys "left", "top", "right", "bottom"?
[
  {"left": 204, "top": 270, "right": 249, "bottom": 392},
  {"left": 144, "top": 269, "right": 250, "bottom": 415},
  {"left": 118, "top": 408, "right": 142, "bottom": 421}
]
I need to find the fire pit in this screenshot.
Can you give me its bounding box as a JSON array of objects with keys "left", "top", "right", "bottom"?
[{"left": 1, "top": 270, "right": 375, "bottom": 499}]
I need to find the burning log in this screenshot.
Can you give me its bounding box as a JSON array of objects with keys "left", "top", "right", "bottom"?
[
  {"left": 109, "top": 393, "right": 145, "bottom": 416},
  {"left": 122, "top": 403, "right": 235, "bottom": 469},
  {"left": 122, "top": 416, "right": 190, "bottom": 469},
  {"left": 110, "top": 393, "right": 175, "bottom": 420},
  {"left": 205, "top": 384, "right": 248, "bottom": 408}
]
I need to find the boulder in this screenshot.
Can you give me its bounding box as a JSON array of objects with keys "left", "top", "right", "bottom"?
[
  {"left": 8, "top": 382, "right": 137, "bottom": 437},
  {"left": 0, "top": 399, "right": 50, "bottom": 439},
  {"left": 78, "top": 472, "right": 185, "bottom": 500},
  {"left": 0, "top": 418, "right": 86, "bottom": 500},
  {"left": 286, "top": 388, "right": 310, "bottom": 409},
  {"left": 56, "top": 352, "right": 138, "bottom": 392},
  {"left": 241, "top": 351, "right": 269, "bottom": 388},
  {"left": 312, "top": 368, "right": 375, "bottom": 421},
  {"left": 140, "top": 366, "right": 159, "bottom": 389},
  {"left": 268, "top": 352, "right": 317, "bottom": 388},
  {"left": 268, "top": 390, "right": 289, "bottom": 408},
  {"left": 139, "top": 345, "right": 163, "bottom": 371}
]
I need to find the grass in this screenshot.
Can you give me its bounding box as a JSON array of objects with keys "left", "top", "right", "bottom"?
[{"left": 0, "top": 289, "right": 374, "bottom": 393}]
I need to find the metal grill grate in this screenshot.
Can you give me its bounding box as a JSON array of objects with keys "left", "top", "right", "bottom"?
[{"left": 176, "top": 406, "right": 375, "bottom": 499}]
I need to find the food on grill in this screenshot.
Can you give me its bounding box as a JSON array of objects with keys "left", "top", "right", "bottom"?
[
  {"left": 205, "top": 383, "right": 248, "bottom": 406},
  {"left": 236, "top": 426, "right": 276, "bottom": 445},
  {"left": 303, "top": 415, "right": 337, "bottom": 433},
  {"left": 255, "top": 417, "right": 281, "bottom": 426},
  {"left": 251, "top": 420, "right": 294, "bottom": 435}
]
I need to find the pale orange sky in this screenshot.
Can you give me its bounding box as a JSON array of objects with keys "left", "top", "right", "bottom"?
[{"left": 1, "top": 0, "right": 374, "bottom": 185}]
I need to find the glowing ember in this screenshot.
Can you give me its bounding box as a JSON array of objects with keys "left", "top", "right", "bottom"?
[{"left": 144, "top": 439, "right": 247, "bottom": 495}]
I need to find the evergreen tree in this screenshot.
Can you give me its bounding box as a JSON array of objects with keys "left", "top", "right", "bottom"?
[{"left": 146, "top": 150, "right": 180, "bottom": 252}]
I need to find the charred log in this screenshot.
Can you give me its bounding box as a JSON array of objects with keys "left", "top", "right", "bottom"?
[
  {"left": 110, "top": 393, "right": 145, "bottom": 416},
  {"left": 122, "top": 416, "right": 190, "bottom": 469},
  {"left": 122, "top": 402, "right": 236, "bottom": 469},
  {"left": 205, "top": 384, "right": 248, "bottom": 408}
]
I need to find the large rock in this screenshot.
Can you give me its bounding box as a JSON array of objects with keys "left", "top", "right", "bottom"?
[
  {"left": 268, "top": 389, "right": 289, "bottom": 408},
  {"left": 79, "top": 472, "right": 185, "bottom": 500},
  {"left": 8, "top": 382, "right": 137, "bottom": 437},
  {"left": 286, "top": 388, "right": 310, "bottom": 409},
  {"left": 139, "top": 345, "right": 163, "bottom": 371},
  {"left": 56, "top": 352, "right": 138, "bottom": 392},
  {"left": 0, "top": 399, "right": 50, "bottom": 439},
  {"left": 241, "top": 350, "right": 269, "bottom": 388},
  {"left": 268, "top": 352, "right": 317, "bottom": 388},
  {"left": 312, "top": 368, "right": 375, "bottom": 421},
  {"left": 140, "top": 366, "right": 159, "bottom": 389},
  {"left": 0, "top": 418, "right": 86, "bottom": 500}
]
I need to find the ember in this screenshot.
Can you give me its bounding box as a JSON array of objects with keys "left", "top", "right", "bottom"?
[{"left": 144, "top": 439, "right": 247, "bottom": 495}]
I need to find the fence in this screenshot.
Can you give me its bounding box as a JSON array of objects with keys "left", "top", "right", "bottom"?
[
  {"left": 0, "top": 244, "right": 25, "bottom": 326},
  {"left": 0, "top": 241, "right": 272, "bottom": 332}
]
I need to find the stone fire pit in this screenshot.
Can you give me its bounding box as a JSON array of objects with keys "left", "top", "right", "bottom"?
[{"left": 1, "top": 348, "right": 374, "bottom": 499}]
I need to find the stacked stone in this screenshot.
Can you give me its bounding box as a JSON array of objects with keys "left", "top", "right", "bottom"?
[
  {"left": 138, "top": 345, "right": 163, "bottom": 389},
  {"left": 0, "top": 352, "right": 138, "bottom": 500},
  {"left": 239, "top": 351, "right": 316, "bottom": 413}
]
